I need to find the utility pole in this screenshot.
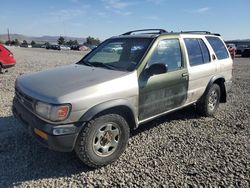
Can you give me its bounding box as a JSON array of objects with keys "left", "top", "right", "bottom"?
[{"left": 7, "top": 28, "right": 10, "bottom": 42}]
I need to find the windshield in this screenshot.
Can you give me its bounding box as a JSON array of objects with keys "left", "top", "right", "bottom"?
[{"left": 79, "top": 38, "right": 153, "bottom": 71}]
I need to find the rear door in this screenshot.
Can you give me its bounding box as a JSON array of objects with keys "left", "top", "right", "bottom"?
[
  {"left": 183, "top": 37, "right": 217, "bottom": 103},
  {"left": 138, "top": 38, "right": 188, "bottom": 121}
]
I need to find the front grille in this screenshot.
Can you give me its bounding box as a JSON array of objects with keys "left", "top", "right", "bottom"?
[{"left": 15, "top": 87, "right": 35, "bottom": 111}]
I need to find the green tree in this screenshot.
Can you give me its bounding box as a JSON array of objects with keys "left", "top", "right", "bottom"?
[
  {"left": 31, "top": 40, "right": 36, "bottom": 46},
  {"left": 11, "top": 39, "right": 20, "bottom": 46},
  {"left": 66, "top": 40, "right": 74, "bottom": 46},
  {"left": 22, "top": 40, "right": 28, "bottom": 45},
  {"left": 10, "top": 41, "right": 15, "bottom": 45},
  {"left": 5, "top": 40, "right": 11, "bottom": 45},
  {"left": 15, "top": 39, "right": 20, "bottom": 46},
  {"left": 85, "top": 36, "right": 100, "bottom": 45},
  {"left": 58, "top": 36, "right": 65, "bottom": 45},
  {"left": 65, "top": 39, "right": 78, "bottom": 46},
  {"left": 73, "top": 40, "right": 79, "bottom": 45}
]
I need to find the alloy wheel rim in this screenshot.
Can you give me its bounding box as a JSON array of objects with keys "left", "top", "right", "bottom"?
[
  {"left": 93, "top": 123, "right": 120, "bottom": 157},
  {"left": 208, "top": 90, "right": 218, "bottom": 111}
]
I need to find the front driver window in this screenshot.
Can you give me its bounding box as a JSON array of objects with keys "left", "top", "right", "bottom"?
[{"left": 147, "top": 39, "right": 182, "bottom": 72}]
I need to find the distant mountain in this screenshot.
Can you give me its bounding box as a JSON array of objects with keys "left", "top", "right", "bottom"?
[
  {"left": 0, "top": 34, "right": 30, "bottom": 42},
  {"left": 0, "top": 34, "right": 86, "bottom": 44}
]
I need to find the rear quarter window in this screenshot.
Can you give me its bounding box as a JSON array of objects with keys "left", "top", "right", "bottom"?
[{"left": 206, "top": 36, "right": 229, "bottom": 60}]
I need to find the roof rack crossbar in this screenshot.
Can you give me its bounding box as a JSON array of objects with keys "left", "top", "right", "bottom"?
[
  {"left": 181, "top": 31, "right": 211, "bottom": 34},
  {"left": 122, "top": 29, "right": 167, "bottom": 35},
  {"left": 180, "top": 31, "right": 221, "bottom": 36}
]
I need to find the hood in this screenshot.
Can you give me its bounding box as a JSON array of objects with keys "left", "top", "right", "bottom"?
[{"left": 16, "top": 64, "right": 128, "bottom": 103}]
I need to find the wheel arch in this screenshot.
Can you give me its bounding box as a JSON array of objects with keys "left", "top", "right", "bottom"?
[
  {"left": 206, "top": 75, "right": 226, "bottom": 103},
  {"left": 79, "top": 99, "right": 138, "bottom": 130}
]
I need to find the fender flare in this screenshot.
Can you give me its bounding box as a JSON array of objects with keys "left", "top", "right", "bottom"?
[
  {"left": 204, "top": 75, "right": 226, "bottom": 102},
  {"left": 206, "top": 75, "right": 225, "bottom": 89},
  {"left": 79, "top": 99, "right": 138, "bottom": 129}
]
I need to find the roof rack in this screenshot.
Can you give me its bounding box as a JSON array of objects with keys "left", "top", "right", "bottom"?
[
  {"left": 122, "top": 29, "right": 168, "bottom": 35},
  {"left": 180, "top": 31, "right": 221, "bottom": 36}
]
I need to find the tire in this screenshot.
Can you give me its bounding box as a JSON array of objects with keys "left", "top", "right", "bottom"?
[
  {"left": 196, "top": 84, "right": 221, "bottom": 117},
  {"left": 75, "top": 114, "right": 130, "bottom": 168}
]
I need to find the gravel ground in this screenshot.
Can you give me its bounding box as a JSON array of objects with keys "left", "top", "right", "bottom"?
[{"left": 0, "top": 48, "right": 249, "bottom": 187}]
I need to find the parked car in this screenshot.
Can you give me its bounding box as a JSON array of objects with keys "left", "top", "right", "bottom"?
[
  {"left": 85, "top": 44, "right": 98, "bottom": 50},
  {"left": 60, "top": 45, "right": 71, "bottom": 50},
  {"left": 70, "top": 45, "right": 89, "bottom": 51},
  {"left": 242, "top": 48, "right": 250, "bottom": 57},
  {"left": 46, "top": 44, "right": 61, "bottom": 50},
  {"left": 13, "top": 29, "right": 233, "bottom": 168},
  {"left": 32, "top": 44, "right": 44, "bottom": 48},
  {"left": 70, "top": 45, "right": 79, "bottom": 51},
  {"left": 102, "top": 44, "right": 122, "bottom": 53},
  {"left": 20, "top": 43, "right": 29, "bottom": 48},
  {"left": 79, "top": 45, "right": 90, "bottom": 51},
  {"left": 227, "top": 43, "right": 237, "bottom": 59},
  {"left": 45, "top": 44, "right": 51, "bottom": 49},
  {"left": 226, "top": 41, "right": 250, "bottom": 54},
  {"left": 88, "top": 44, "right": 97, "bottom": 50},
  {"left": 0, "top": 44, "right": 16, "bottom": 73}
]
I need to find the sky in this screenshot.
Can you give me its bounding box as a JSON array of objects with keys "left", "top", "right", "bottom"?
[{"left": 1, "top": 0, "right": 250, "bottom": 40}]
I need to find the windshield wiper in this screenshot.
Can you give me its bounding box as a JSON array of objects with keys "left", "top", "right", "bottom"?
[
  {"left": 78, "top": 60, "right": 94, "bottom": 67},
  {"left": 78, "top": 60, "right": 117, "bottom": 70},
  {"left": 90, "top": 62, "right": 117, "bottom": 70}
]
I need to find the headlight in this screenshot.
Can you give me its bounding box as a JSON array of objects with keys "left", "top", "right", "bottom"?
[{"left": 35, "top": 101, "right": 71, "bottom": 121}]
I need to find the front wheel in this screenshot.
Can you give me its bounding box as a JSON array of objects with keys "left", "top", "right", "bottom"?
[
  {"left": 196, "top": 84, "right": 221, "bottom": 117},
  {"left": 75, "top": 114, "right": 130, "bottom": 168}
]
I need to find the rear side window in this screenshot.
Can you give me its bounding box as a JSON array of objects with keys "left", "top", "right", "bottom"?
[
  {"left": 184, "top": 38, "right": 210, "bottom": 66},
  {"left": 206, "top": 36, "right": 229, "bottom": 60}
]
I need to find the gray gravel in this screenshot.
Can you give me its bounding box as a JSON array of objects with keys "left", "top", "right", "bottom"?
[{"left": 0, "top": 47, "right": 249, "bottom": 187}]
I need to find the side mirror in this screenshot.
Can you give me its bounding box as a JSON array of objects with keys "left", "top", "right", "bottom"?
[{"left": 147, "top": 63, "right": 168, "bottom": 76}]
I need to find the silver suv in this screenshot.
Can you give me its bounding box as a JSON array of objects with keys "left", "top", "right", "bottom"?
[{"left": 13, "top": 29, "right": 233, "bottom": 167}]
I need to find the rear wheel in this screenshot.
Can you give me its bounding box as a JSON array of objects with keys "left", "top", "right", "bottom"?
[
  {"left": 197, "top": 84, "right": 221, "bottom": 117},
  {"left": 75, "top": 114, "right": 130, "bottom": 168}
]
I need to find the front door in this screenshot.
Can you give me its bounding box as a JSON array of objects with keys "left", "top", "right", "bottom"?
[{"left": 138, "top": 38, "right": 188, "bottom": 120}]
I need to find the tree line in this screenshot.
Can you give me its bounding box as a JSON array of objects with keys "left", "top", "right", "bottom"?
[
  {"left": 1, "top": 36, "right": 100, "bottom": 46},
  {"left": 58, "top": 36, "right": 100, "bottom": 46}
]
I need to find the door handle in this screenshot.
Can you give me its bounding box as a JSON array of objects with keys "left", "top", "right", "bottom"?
[{"left": 182, "top": 73, "right": 188, "bottom": 77}]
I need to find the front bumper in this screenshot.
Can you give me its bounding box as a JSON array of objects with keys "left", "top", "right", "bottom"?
[
  {"left": 2, "top": 62, "right": 16, "bottom": 69},
  {"left": 12, "top": 97, "right": 81, "bottom": 152}
]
